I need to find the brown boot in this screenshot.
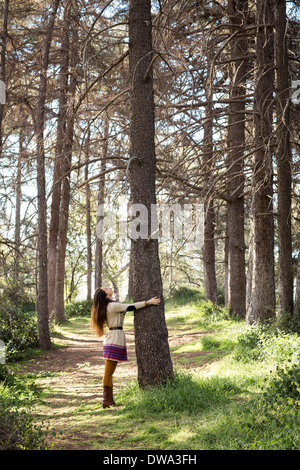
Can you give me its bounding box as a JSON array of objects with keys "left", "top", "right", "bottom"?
[
  {"left": 102, "top": 386, "right": 114, "bottom": 408},
  {"left": 111, "top": 386, "right": 116, "bottom": 406}
]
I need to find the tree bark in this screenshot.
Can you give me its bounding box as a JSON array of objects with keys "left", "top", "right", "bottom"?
[
  {"left": 246, "top": 0, "right": 275, "bottom": 324},
  {"left": 36, "top": 0, "right": 60, "bottom": 349},
  {"left": 85, "top": 126, "right": 92, "bottom": 301},
  {"left": 203, "top": 199, "right": 219, "bottom": 304},
  {"left": 246, "top": 221, "right": 253, "bottom": 315},
  {"left": 225, "top": 0, "right": 248, "bottom": 317},
  {"left": 14, "top": 124, "right": 24, "bottom": 285},
  {"left": 95, "top": 117, "right": 109, "bottom": 289},
  {"left": 54, "top": 119, "right": 72, "bottom": 322},
  {"left": 275, "top": 0, "right": 293, "bottom": 315},
  {"left": 202, "top": 73, "right": 218, "bottom": 305},
  {"left": 0, "top": 0, "right": 9, "bottom": 156},
  {"left": 48, "top": 1, "right": 70, "bottom": 317},
  {"left": 128, "top": 0, "right": 174, "bottom": 388},
  {"left": 54, "top": 1, "right": 77, "bottom": 322},
  {"left": 295, "top": 253, "right": 300, "bottom": 317}
]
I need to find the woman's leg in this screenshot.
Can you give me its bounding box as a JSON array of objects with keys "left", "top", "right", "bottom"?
[
  {"left": 102, "top": 359, "right": 118, "bottom": 407},
  {"left": 103, "top": 359, "right": 117, "bottom": 388}
]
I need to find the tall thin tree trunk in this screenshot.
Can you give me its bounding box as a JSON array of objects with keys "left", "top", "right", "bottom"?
[
  {"left": 95, "top": 117, "right": 109, "bottom": 289},
  {"left": 128, "top": 0, "right": 174, "bottom": 388},
  {"left": 295, "top": 253, "right": 300, "bottom": 317},
  {"left": 275, "top": 0, "right": 293, "bottom": 315},
  {"left": 54, "top": 124, "right": 72, "bottom": 322},
  {"left": 203, "top": 199, "right": 219, "bottom": 304},
  {"left": 14, "top": 124, "right": 24, "bottom": 285},
  {"left": 224, "top": 234, "right": 229, "bottom": 306},
  {"left": 202, "top": 88, "right": 218, "bottom": 305},
  {"left": 85, "top": 126, "right": 92, "bottom": 301},
  {"left": 225, "top": 0, "right": 248, "bottom": 317},
  {"left": 36, "top": 0, "right": 60, "bottom": 349},
  {"left": 246, "top": 0, "right": 275, "bottom": 324},
  {"left": 48, "top": 1, "right": 70, "bottom": 317},
  {"left": 246, "top": 221, "right": 253, "bottom": 314},
  {"left": 54, "top": 2, "right": 77, "bottom": 322},
  {"left": 0, "top": 0, "right": 9, "bottom": 156}
]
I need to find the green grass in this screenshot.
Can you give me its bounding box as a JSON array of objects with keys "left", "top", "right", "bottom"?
[
  {"left": 7, "top": 288, "right": 300, "bottom": 450},
  {"left": 115, "top": 295, "right": 300, "bottom": 450}
]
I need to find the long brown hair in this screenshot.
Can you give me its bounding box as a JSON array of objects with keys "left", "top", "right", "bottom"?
[{"left": 90, "top": 288, "right": 110, "bottom": 337}]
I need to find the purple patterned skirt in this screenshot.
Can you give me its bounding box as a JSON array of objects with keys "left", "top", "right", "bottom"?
[{"left": 103, "top": 343, "right": 127, "bottom": 362}]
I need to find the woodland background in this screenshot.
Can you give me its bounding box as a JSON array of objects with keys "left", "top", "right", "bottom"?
[{"left": 0, "top": 0, "right": 300, "bottom": 355}]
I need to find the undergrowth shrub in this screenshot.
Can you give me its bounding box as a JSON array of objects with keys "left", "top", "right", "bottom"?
[
  {"left": 64, "top": 299, "right": 92, "bottom": 318},
  {"left": 168, "top": 287, "right": 205, "bottom": 305},
  {"left": 0, "top": 297, "right": 39, "bottom": 362},
  {"left": 233, "top": 323, "right": 269, "bottom": 361},
  {"left": 0, "top": 295, "right": 52, "bottom": 450},
  {"left": 0, "top": 371, "right": 51, "bottom": 450},
  {"left": 197, "top": 300, "right": 232, "bottom": 324},
  {"left": 263, "top": 362, "right": 300, "bottom": 401},
  {"left": 0, "top": 364, "right": 12, "bottom": 383},
  {"left": 233, "top": 322, "right": 300, "bottom": 364},
  {"left": 274, "top": 310, "right": 300, "bottom": 334},
  {"left": 246, "top": 363, "right": 300, "bottom": 450}
]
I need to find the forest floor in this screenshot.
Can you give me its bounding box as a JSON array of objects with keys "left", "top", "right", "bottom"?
[
  {"left": 14, "top": 300, "right": 300, "bottom": 452},
  {"left": 19, "top": 305, "right": 225, "bottom": 451}
]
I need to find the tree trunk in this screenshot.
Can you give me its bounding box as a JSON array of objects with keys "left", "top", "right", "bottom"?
[
  {"left": 246, "top": 221, "right": 253, "bottom": 315},
  {"left": 203, "top": 200, "right": 219, "bottom": 304},
  {"left": 48, "top": 1, "right": 70, "bottom": 317},
  {"left": 0, "top": 0, "right": 9, "bottom": 156},
  {"left": 224, "top": 233, "right": 229, "bottom": 306},
  {"left": 54, "top": 2, "right": 77, "bottom": 322},
  {"left": 36, "top": 0, "right": 60, "bottom": 349},
  {"left": 295, "top": 253, "right": 300, "bottom": 317},
  {"left": 225, "top": 0, "right": 248, "bottom": 317},
  {"left": 202, "top": 90, "right": 218, "bottom": 305},
  {"left": 275, "top": 0, "right": 293, "bottom": 315},
  {"left": 14, "top": 124, "right": 24, "bottom": 285},
  {"left": 85, "top": 126, "right": 92, "bottom": 301},
  {"left": 246, "top": 0, "right": 275, "bottom": 324},
  {"left": 128, "top": 0, "right": 174, "bottom": 388},
  {"left": 95, "top": 117, "right": 109, "bottom": 289}
]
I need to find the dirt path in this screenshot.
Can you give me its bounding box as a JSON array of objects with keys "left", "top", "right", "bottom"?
[{"left": 21, "top": 318, "right": 213, "bottom": 450}]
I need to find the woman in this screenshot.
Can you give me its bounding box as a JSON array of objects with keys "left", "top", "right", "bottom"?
[{"left": 90, "top": 287, "right": 160, "bottom": 408}]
